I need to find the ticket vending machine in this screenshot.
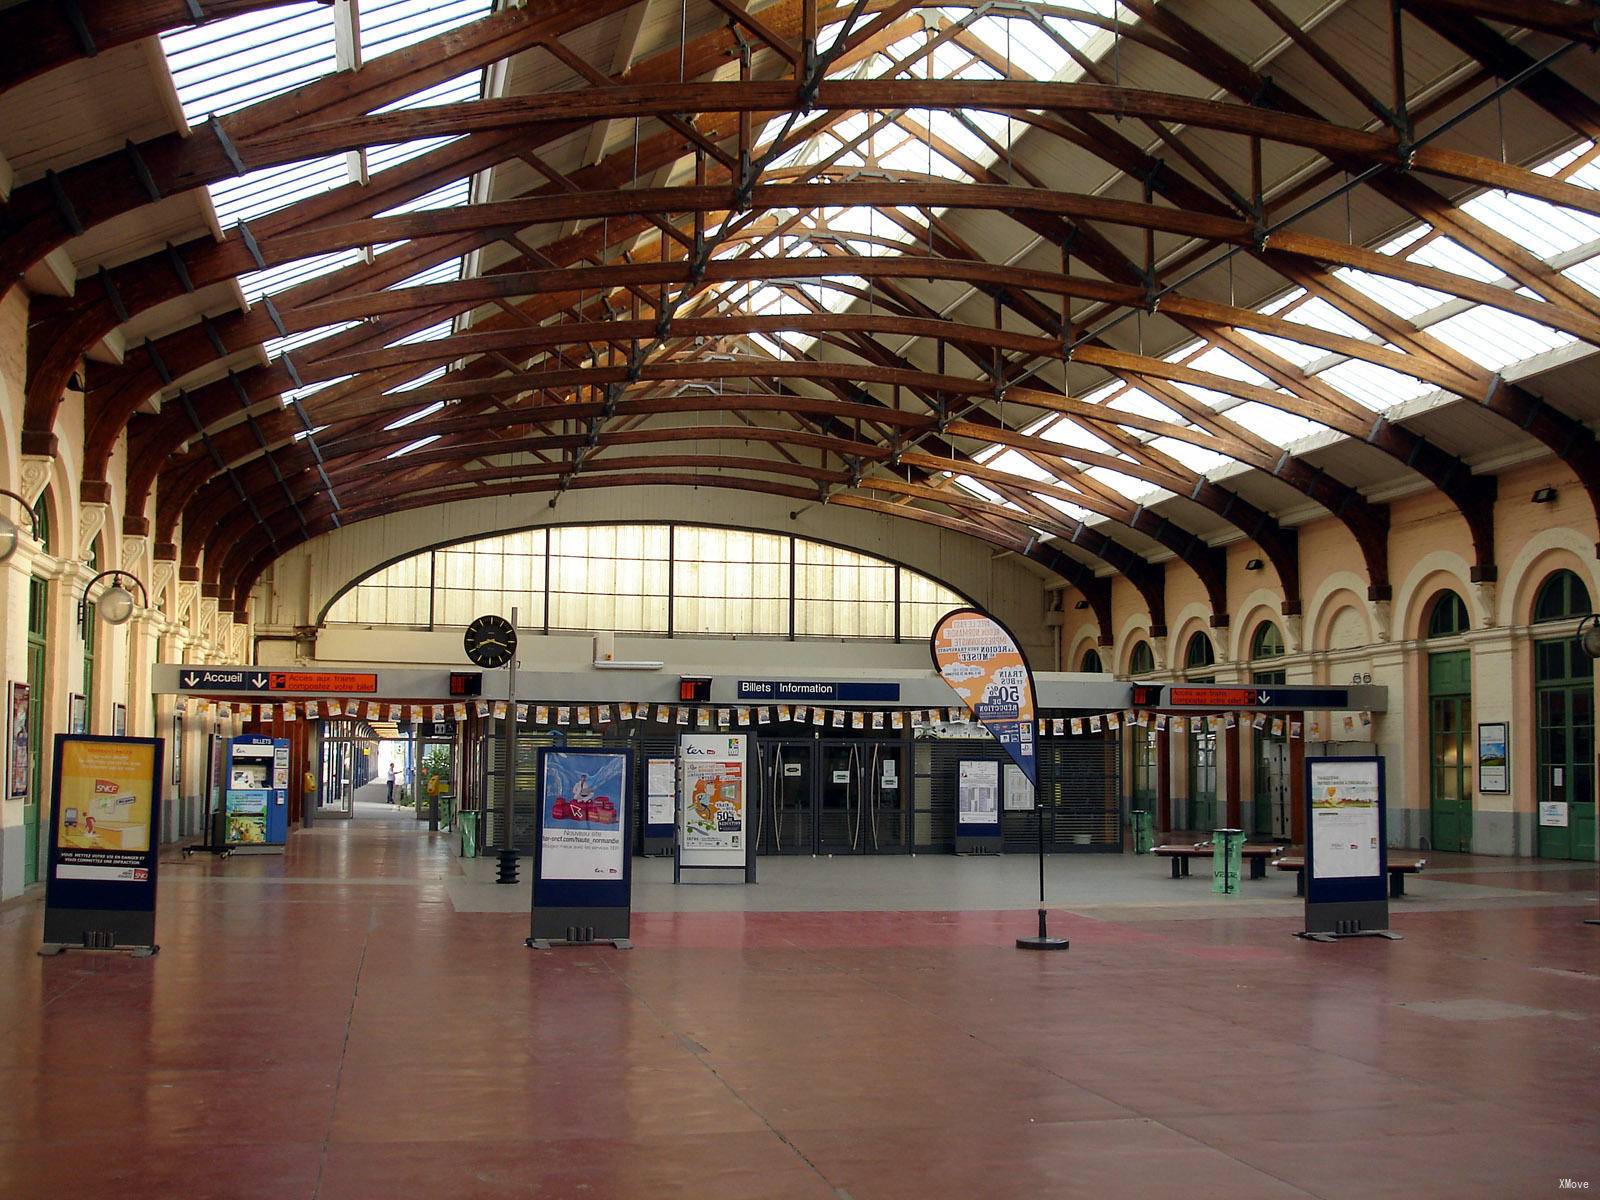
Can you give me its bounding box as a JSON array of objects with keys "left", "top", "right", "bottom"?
[{"left": 225, "top": 736, "right": 290, "bottom": 850}]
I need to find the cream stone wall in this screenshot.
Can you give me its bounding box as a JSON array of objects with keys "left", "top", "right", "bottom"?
[
  {"left": 0, "top": 288, "right": 240, "bottom": 900},
  {"left": 1067, "top": 460, "right": 1600, "bottom": 856}
]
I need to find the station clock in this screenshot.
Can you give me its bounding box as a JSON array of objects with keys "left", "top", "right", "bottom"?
[{"left": 463, "top": 614, "right": 517, "bottom": 669}]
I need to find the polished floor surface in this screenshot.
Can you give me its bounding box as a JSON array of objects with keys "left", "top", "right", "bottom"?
[{"left": 1, "top": 807, "right": 1597, "bottom": 1199}]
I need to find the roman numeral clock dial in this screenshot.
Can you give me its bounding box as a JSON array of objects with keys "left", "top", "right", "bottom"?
[{"left": 464, "top": 614, "right": 517, "bottom": 669}]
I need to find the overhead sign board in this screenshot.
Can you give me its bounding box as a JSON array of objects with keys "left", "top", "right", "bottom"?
[
  {"left": 736, "top": 680, "right": 901, "bottom": 702},
  {"left": 175, "top": 668, "right": 378, "bottom": 694},
  {"left": 1165, "top": 685, "right": 1352, "bottom": 711}
]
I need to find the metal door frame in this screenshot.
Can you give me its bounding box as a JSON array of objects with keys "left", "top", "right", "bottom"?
[{"left": 755, "top": 738, "right": 818, "bottom": 855}]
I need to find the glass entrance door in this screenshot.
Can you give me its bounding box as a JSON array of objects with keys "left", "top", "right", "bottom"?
[
  {"left": 318, "top": 735, "right": 354, "bottom": 818},
  {"left": 755, "top": 739, "right": 814, "bottom": 854},
  {"left": 862, "top": 742, "right": 910, "bottom": 853},
  {"left": 818, "top": 742, "right": 867, "bottom": 853}
]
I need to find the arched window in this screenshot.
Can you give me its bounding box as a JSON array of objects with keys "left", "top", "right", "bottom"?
[
  {"left": 1079, "top": 648, "right": 1103, "bottom": 673},
  {"left": 1184, "top": 632, "right": 1215, "bottom": 670},
  {"left": 1129, "top": 640, "right": 1155, "bottom": 675},
  {"left": 1250, "top": 622, "right": 1285, "bottom": 660},
  {"left": 1533, "top": 570, "right": 1592, "bottom": 623},
  {"left": 1426, "top": 591, "right": 1470, "bottom": 638},
  {"left": 30, "top": 492, "right": 50, "bottom": 555}
]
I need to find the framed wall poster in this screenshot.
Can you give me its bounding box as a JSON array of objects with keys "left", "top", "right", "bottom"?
[
  {"left": 957, "top": 759, "right": 1000, "bottom": 825},
  {"left": 112, "top": 704, "right": 127, "bottom": 737},
  {"left": 1476, "top": 722, "right": 1508, "bottom": 794},
  {"left": 68, "top": 693, "right": 87, "bottom": 735},
  {"left": 1002, "top": 761, "right": 1035, "bottom": 811},
  {"left": 8, "top": 681, "right": 28, "bottom": 799}
]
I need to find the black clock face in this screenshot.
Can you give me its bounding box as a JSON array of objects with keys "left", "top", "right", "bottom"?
[{"left": 464, "top": 614, "right": 517, "bottom": 669}]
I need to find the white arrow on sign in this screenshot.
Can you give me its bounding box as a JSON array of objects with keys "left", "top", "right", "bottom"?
[
  {"left": 1257, "top": 691, "right": 1271, "bottom": 704},
  {"left": 251, "top": 674, "right": 267, "bottom": 689},
  {"left": 182, "top": 672, "right": 199, "bottom": 687}
]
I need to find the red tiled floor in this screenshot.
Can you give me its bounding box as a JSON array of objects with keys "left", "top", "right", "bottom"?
[{"left": 0, "top": 816, "right": 1596, "bottom": 1199}]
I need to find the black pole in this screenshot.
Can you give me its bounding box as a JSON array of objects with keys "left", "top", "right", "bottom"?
[{"left": 1017, "top": 775, "right": 1067, "bottom": 951}]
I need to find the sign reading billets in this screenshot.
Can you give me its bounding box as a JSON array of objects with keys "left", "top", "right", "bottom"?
[
  {"left": 736, "top": 680, "right": 901, "bottom": 702},
  {"left": 41, "top": 734, "right": 164, "bottom": 956},
  {"left": 528, "top": 747, "right": 633, "bottom": 949},
  {"left": 176, "top": 668, "right": 378, "bottom": 694}
]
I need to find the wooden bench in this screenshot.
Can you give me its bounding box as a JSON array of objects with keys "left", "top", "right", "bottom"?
[
  {"left": 1275, "top": 853, "right": 1427, "bottom": 897},
  {"left": 1152, "top": 841, "right": 1286, "bottom": 880}
]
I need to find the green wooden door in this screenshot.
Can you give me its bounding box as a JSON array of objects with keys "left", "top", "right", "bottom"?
[
  {"left": 24, "top": 576, "right": 47, "bottom": 885},
  {"left": 1535, "top": 636, "right": 1596, "bottom": 861},
  {"left": 1188, "top": 728, "right": 1216, "bottom": 831},
  {"left": 1250, "top": 668, "right": 1287, "bottom": 837},
  {"left": 1428, "top": 650, "right": 1472, "bottom": 853}
]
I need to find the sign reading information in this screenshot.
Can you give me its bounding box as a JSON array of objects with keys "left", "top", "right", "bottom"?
[{"left": 930, "top": 608, "right": 1038, "bottom": 790}]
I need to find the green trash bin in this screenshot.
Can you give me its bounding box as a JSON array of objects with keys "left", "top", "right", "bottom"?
[
  {"left": 1212, "top": 827, "right": 1243, "bottom": 894},
  {"left": 459, "top": 811, "right": 478, "bottom": 859},
  {"left": 1132, "top": 809, "right": 1154, "bottom": 855}
]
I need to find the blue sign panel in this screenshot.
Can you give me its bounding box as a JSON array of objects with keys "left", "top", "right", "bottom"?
[
  {"left": 178, "top": 668, "right": 272, "bottom": 691},
  {"left": 736, "top": 680, "right": 901, "bottom": 702}
]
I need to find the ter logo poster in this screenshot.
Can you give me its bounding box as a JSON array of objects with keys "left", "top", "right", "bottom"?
[{"left": 930, "top": 608, "right": 1039, "bottom": 789}]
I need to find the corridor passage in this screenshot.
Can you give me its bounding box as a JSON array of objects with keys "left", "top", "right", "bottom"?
[{"left": 0, "top": 821, "right": 1596, "bottom": 1199}]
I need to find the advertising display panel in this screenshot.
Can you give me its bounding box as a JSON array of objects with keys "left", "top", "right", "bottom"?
[
  {"left": 678, "top": 733, "right": 747, "bottom": 866},
  {"left": 1302, "top": 756, "right": 1395, "bottom": 940},
  {"left": 958, "top": 760, "right": 1001, "bottom": 824},
  {"left": 529, "top": 747, "right": 633, "bottom": 947},
  {"left": 539, "top": 751, "right": 626, "bottom": 881},
  {"left": 42, "top": 734, "right": 164, "bottom": 954}
]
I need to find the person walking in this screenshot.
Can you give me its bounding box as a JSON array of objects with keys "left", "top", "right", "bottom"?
[{"left": 387, "top": 763, "right": 397, "bottom": 804}]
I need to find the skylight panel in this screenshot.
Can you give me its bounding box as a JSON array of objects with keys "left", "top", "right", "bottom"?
[
  {"left": 240, "top": 249, "right": 364, "bottom": 304},
  {"left": 1406, "top": 236, "right": 1502, "bottom": 284},
  {"left": 1108, "top": 388, "right": 1182, "bottom": 422},
  {"left": 1036, "top": 494, "right": 1092, "bottom": 522},
  {"left": 384, "top": 402, "right": 446, "bottom": 430},
  {"left": 1235, "top": 328, "right": 1323, "bottom": 370},
  {"left": 1186, "top": 346, "right": 1273, "bottom": 387},
  {"left": 392, "top": 319, "right": 454, "bottom": 346},
  {"left": 1561, "top": 257, "right": 1600, "bottom": 299},
  {"left": 263, "top": 321, "right": 359, "bottom": 359},
  {"left": 1043, "top": 419, "right": 1114, "bottom": 456},
  {"left": 1313, "top": 356, "right": 1432, "bottom": 410},
  {"left": 1086, "top": 466, "right": 1164, "bottom": 504},
  {"left": 386, "top": 366, "right": 450, "bottom": 393},
  {"left": 362, "top": 0, "right": 487, "bottom": 58},
  {"left": 1221, "top": 402, "right": 1320, "bottom": 447},
  {"left": 1458, "top": 187, "right": 1600, "bottom": 260},
  {"left": 386, "top": 434, "right": 443, "bottom": 459},
  {"left": 1282, "top": 296, "right": 1372, "bottom": 340},
  {"left": 1332, "top": 267, "right": 1447, "bottom": 321},
  {"left": 1422, "top": 305, "right": 1575, "bottom": 371},
  {"left": 161, "top": 5, "right": 334, "bottom": 122},
  {"left": 209, "top": 155, "right": 347, "bottom": 226},
  {"left": 988, "top": 449, "right": 1056, "bottom": 483},
  {"left": 1148, "top": 437, "right": 1227, "bottom": 473}
]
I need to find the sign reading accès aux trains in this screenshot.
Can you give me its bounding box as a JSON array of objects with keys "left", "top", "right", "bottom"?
[{"left": 173, "top": 668, "right": 378, "bottom": 694}]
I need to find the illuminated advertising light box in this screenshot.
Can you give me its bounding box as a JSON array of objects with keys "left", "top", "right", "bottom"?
[
  {"left": 42, "top": 734, "right": 164, "bottom": 956},
  {"left": 528, "top": 747, "right": 633, "bottom": 948}
]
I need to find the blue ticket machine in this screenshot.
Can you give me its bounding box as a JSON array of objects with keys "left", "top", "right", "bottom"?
[{"left": 226, "top": 736, "right": 290, "bottom": 847}]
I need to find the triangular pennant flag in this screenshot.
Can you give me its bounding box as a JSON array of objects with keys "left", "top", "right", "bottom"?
[
  {"left": 1053, "top": 718, "right": 1065, "bottom": 735},
  {"left": 871, "top": 711, "right": 884, "bottom": 730},
  {"left": 598, "top": 704, "right": 612, "bottom": 723},
  {"left": 1088, "top": 714, "right": 1102, "bottom": 733},
  {"left": 577, "top": 706, "right": 591, "bottom": 725},
  {"left": 890, "top": 711, "right": 904, "bottom": 730},
  {"left": 757, "top": 707, "right": 772, "bottom": 725},
  {"left": 851, "top": 711, "right": 865, "bottom": 729},
  {"left": 1106, "top": 712, "right": 1121, "bottom": 731}
]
